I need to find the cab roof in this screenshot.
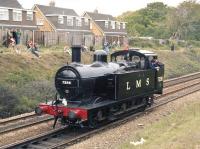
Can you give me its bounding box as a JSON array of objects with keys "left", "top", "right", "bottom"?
[{"left": 111, "top": 49, "right": 157, "bottom": 59}]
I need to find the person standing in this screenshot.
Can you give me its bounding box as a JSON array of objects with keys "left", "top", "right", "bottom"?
[
  {"left": 12, "top": 29, "right": 17, "bottom": 43},
  {"left": 117, "top": 40, "right": 120, "bottom": 47},
  {"left": 103, "top": 41, "right": 109, "bottom": 54},
  {"left": 16, "top": 29, "right": 21, "bottom": 45},
  {"left": 6, "top": 29, "right": 12, "bottom": 48},
  {"left": 12, "top": 29, "right": 21, "bottom": 54}
]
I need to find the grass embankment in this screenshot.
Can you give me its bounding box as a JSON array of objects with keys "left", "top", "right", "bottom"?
[
  {"left": 0, "top": 46, "right": 92, "bottom": 117},
  {"left": 0, "top": 45, "right": 200, "bottom": 117},
  {"left": 121, "top": 100, "right": 200, "bottom": 149},
  {"left": 156, "top": 49, "right": 200, "bottom": 79}
]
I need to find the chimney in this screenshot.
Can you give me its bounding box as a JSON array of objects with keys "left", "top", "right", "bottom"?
[
  {"left": 71, "top": 46, "right": 81, "bottom": 63},
  {"left": 94, "top": 9, "right": 98, "bottom": 14},
  {"left": 49, "top": 0, "right": 55, "bottom": 7}
]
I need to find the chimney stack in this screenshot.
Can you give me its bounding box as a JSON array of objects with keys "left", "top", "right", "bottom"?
[
  {"left": 49, "top": 0, "right": 55, "bottom": 7},
  {"left": 71, "top": 46, "right": 81, "bottom": 63},
  {"left": 94, "top": 8, "right": 98, "bottom": 14}
]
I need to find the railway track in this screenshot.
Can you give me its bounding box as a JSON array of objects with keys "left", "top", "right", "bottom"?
[
  {"left": 164, "top": 71, "right": 200, "bottom": 87},
  {"left": 2, "top": 72, "right": 200, "bottom": 149},
  {"left": 0, "top": 113, "right": 36, "bottom": 125},
  {"left": 1, "top": 71, "right": 200, "bottom": 126},
  {"left": 0, "top": 115, "right": 53, "bottom": 135}
]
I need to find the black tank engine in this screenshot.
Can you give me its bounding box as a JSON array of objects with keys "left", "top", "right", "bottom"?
[{"left": 35, "top": 46, "right": 164, "bottom": 128}]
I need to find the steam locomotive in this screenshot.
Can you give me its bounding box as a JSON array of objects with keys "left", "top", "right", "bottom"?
[{"left": 35, "top": 46, "right": 164, "bottom": 128}]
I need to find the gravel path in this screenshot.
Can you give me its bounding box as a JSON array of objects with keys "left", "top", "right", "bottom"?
[{"left": 69, "top": 91, "right": 200, "bottom": 149}]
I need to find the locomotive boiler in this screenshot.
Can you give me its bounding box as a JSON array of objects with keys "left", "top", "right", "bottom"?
[{"left": 35, "top": 46, "right": 164, "bottom": 128}]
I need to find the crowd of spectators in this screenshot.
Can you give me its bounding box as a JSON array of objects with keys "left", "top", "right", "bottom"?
[
  {"left": 2, "top": 29, "right": 21, "bottom": 54},
  {"left": 103, "top": 40, "right": 121, "bottom": 54},
  {"left": 1, "top": 30, "right": 126, "bottom": 58},
  {"left": 1, "top": 29, "right": 41, "bottom": 58}
]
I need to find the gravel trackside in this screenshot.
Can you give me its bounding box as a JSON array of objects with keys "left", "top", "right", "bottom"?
[{"left": 69, "top": 91, "right": 200, "bottom": 149}]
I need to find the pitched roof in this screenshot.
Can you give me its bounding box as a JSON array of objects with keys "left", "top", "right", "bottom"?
[
  {"left": 36, "top": 4, "right": 78, "bottom": 16},
  {"left": 0, "top": 0, "right": 23, "bottom": 9},
  {"left": 86, "top": 12, "right": 115, "bottom": 21}
]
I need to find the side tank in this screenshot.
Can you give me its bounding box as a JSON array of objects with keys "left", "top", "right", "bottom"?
[{"left": 55, "top": 50, "right": 120, "bottom": 101}]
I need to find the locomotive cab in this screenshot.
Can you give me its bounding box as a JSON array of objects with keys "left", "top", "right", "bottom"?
[{"left": 111, "top": 49, "right": 164, "bottom": 95}]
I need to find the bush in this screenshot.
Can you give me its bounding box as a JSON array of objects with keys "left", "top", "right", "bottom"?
[
  {"left": 15, "top": 96, "right": 38, "bottom": 114},
  {"left": 11, "top": 80, "right": 56, "bottom": 114},
  {"left": 129, "top": 38, "right": 163, "bottom": 49},
  {"left": 0, "top": 85, "right": 19, "bottom": 118},
  {"left": 18, "top": 80, "right": 56, "bottom": 102}
]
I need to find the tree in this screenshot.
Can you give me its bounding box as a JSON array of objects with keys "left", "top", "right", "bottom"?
[
  {"left": 117, "top": 2, "right": 171, "bottom": 39},
  {"left": 167, "top": 0, "right": 200, "bottom": 40}
]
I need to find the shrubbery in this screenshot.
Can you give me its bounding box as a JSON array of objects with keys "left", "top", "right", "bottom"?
[
  {"left": 18, "top": 80, "right": 55, "bottom": 102},
  {"left": 0, "top": 80, "right": 56, "bottom": 117},
  {"left": 15, "top": 80, "right": 55, "bottom": 115},
  {"left": 0, "top": 85, "right": 19, "bottom": 118}
]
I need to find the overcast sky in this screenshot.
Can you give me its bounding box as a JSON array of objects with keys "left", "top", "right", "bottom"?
[{"left": 18, "top": 0, "right": 187, "bottom": 16}]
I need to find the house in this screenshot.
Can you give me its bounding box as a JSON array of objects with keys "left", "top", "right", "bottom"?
[
  {"left": 83, "top": 10, "right": 127, "bottom": 46},
  {"left": 33, "top": 2, "right": 92, "bottom": 46},
  {"left": 0, "top": 0, "right": 37, "bottom": 30}
]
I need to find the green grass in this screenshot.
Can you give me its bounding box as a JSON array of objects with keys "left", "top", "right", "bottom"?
[
  {"left": 156, "top": 49, "right": 200, "bottom": 79},
  {"left": 120, "top": 101, "right": 200, "bottom": 149},
  {"left": 0, "top": 47, "right": 94, "bottom": 116},
  {"left": 129, "top": 38, "right": 200, "bottom": 51}
]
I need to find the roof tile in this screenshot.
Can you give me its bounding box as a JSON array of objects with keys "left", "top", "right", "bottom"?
[
  {"left": 0, "top": 0, "right": 23, "bottom": 9},
  {"left": 86, "top": 12, "right": 115, "bottom": 21},
  {"left": 36, "top": 4, "right": 78, "bottom": 16}
]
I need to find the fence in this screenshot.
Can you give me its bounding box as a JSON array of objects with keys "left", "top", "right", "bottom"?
[
  {"left": 0, "top": 29, "right": 126, "bottom": 48},
  {"left": 34, "top": 31, "right": 101, "bottom": 47},
  {"left": 0, "top": 29, "right": 33, "bottom": 46}
]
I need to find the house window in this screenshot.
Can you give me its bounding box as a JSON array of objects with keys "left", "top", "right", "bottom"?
[
  {"left": 117, "top": 22, "right": 121, "bottom": 29},
  {"left": 58, "top": 15, "right": 64, "bottom": 24},
  {"left": 26, "top": 11, "right": 33, "bottom": 20},
  {"left": 111, "top": 21, "right": 115, "bottom": 29},
  {"left": 85, "top": 18, "right": 89, "bottom": 26},
  {"left": 76, "top": 17, "right": 82, "bottom": 26},
  {"left": 122, "top": 23, "right": 126, "bottom": 29},
  {"left": 13, "top": 10, "right": 22, "bottom": 21},
  {"left": 105, "top": 21, "right": 109, "bottom": 28},
  {"left": 0, "top": 8, "right": 9, "bottom": 20},
  {"left": 67, "top": 17, "right": 73, "bottom": 26},
  {"left": 36, "top": 18, "right": 44, "bottom": 25}
]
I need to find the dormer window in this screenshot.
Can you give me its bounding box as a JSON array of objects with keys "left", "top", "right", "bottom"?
[
  {"left": 76, "top": 17, "right": 82, "bottom": 26},
  {"left": 0, "top": 8, "right": 9, "bottom": 20},
  {"left": 13, "top": 10, "right": 22, "bottom": 21},
  {"left": 58, "top": 15, "right": 64, "bottom": 24},
  {"left": 27, "top": 11, "right": 33, "bottom": 21},
  {"left": 111, "top": 21, "right": 115, "bottom": 29},
  {"left": 105, "top": 21, "right": 109, "bottom": 28},
  {"left": 67, "top": 16, "right": 73, "bottom": 26}
]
